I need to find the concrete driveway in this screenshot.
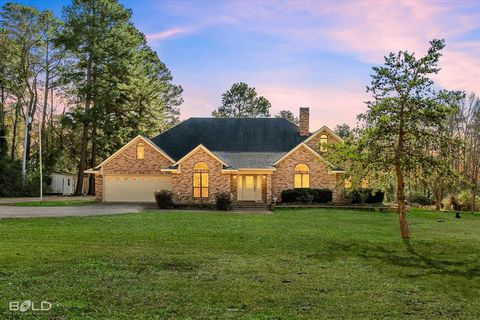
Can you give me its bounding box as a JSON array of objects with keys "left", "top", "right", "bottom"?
[{"left": 0, "top": 203, "right": 148, "bottom": 219}]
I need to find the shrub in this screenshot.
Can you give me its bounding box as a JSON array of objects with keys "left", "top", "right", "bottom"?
[
  {"left": 456, "top": 190, "right": 480, "bottom": 211},
  {"left": 281, "top": 188, "right": 332, "bottom": 203},
  {"left": 215, "top": 192, "right": 233, "bottom": 210},
  {"left": 348, "top": 189, "right": 384, "bottom": 204},
  {"left": 406, "top": 193, "right": 434, "bottom": 206},
  {"left": 154, "top": 190, "right": 174, "bottom": 209}
]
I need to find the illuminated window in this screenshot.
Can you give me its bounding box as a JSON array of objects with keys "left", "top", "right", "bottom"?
[
  {"left": 136, "top": 143, "right": 145, "bottom": 160},
  {"left": 320, "top": 134, "right": 328, "bottom": 152},
  {"left": 294, "top": 163, "right": 310, "bottom": 188},
  {"left": 344, "top": 178, "right": 352, "bottom": 189},
  {"left": 361, "top": 178, "right": 369, "bottom": 189},
  {"left": 193, "top": 162, "right": 209, "bottom": 198}
]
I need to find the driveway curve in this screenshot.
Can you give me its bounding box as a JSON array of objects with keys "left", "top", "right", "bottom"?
[{"left": 0, "top": 203, "right": 147, "bottom": 219}]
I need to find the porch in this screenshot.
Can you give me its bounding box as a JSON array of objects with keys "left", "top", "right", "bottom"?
[{"left": 228, "top": 172, "right": 272, "bottom": 205}]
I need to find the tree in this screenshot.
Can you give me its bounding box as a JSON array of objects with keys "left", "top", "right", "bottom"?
[
  {"left": 1, "top": 3, "right": 44, "bottom": 185},
  {"left": 212, "top": 82, "right": 270, "bottom": 118},
  {"left": 59, "top": 0, "right": 182, "bottom": 195},
  {"left": 453, "top": 93, "right": 480, "bottom": 212},
  {"left": 334, "top": 123, "right": 352, "bottom": 139},
  {"left": 275, "top": 110, "right": 298, "bottom": 124},
  {"left": 356, "top": 39, "right": 461, "bottom": 239}
]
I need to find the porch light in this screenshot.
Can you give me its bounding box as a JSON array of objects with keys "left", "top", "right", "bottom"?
[
  {"left": 263, "top": 175, "right": 266, "bottom": 179},
  {"left": 233, "top": 175, "right": 237, "bottom": 179}
]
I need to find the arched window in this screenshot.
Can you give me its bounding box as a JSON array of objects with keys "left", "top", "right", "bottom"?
[
  {"left": 320, "top": 134, "right": 328, "bottom": 152},
  {"left": 136, "top": 142, "right": 145, "bottom": 160},
  {"left": 193, "top": 162, "right": 209, "bottom": 198},
  {"left": 294, "top": 163, "right": 310, "bottom": 188}
]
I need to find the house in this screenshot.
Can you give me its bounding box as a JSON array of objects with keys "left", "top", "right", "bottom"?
[
  {"left": 48, "top": 173, "right": 89, "bottom": 195},
  {"left": 86, "top": 107, "right": 345, "bottom": 205}
]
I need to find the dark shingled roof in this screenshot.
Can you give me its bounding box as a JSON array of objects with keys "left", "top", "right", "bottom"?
[
  {"left": 151, "top": 118, "right": 307, "bottom": 161},
  {"left": 214, "top": 152, "right": 284, "bottom": 169}
]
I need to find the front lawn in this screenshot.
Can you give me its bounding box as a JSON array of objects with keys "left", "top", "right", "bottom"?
[
  {"left": 0, "top": 200, "right": 95, "bottom": 207},
  {"left": 0, "top": 209, "right": 479, "bottom": 319}
]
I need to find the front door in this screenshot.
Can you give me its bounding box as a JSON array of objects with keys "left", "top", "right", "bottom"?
[{"left": 237, "top": 175, "right": 262, "bottom": 201}]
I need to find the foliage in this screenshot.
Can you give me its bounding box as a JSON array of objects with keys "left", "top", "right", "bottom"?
[
  {"left": 328, "top": 39, "right": 463, "bottom": 238},
  {"left": 212, "top": 82, "right": 270, "bottom": 118},
  {"left": 281, "top": 188, "right": 332, "bottom": 203},
  {"left": 334, "top": 123, "right": 352, "bottom": 139},
  {"left": 0, "top": 159, "right": 23, "bottom": 196},
  {"left": 348, "top": 189, "right": 385, "bottom": 204},
  {"left": 154, "top": 190, "right": 174, "bottom": 209},
  {"left": 215, "top": 192, "right": 233, "bottom": 211},
  {"left": 275, "top": 110, "right": 298, "bottom": 124},
  {"left": 406, "top": 193, "right": 435, "bottom": 206},
  {"left": 456, "top": 190, "right": 480, "bottom": 211}
]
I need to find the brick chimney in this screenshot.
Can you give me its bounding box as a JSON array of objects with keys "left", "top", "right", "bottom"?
[{"left": 299, "top": 107, "right": 310, "bottom": 136}]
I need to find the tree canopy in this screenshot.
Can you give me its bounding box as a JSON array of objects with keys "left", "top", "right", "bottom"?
[
  {"left": 275, "top": 110, "right": 298, "bottom": 124},
  {"left": 212, "top": 82, "right": 270, "bottom": 118}
]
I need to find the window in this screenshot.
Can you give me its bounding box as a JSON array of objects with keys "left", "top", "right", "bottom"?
[
  {"left": 193, "top": 162, "right": 209, "bottom": 198},
  {"left": 136, "top": 143, "right": 145, "bottom": 160},
  {"left": 320, "top": 134, "right": 328, "bottom": 152},
  {"left": 294, "top": 163, "right": 310, "bottom": 188},
  {"left": 344, "top": 178, "right": 352, "bottom": 189}
]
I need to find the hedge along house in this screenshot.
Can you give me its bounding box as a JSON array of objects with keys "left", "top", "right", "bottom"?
[{"left": 85, "top": 108, "right": 345, "bottom": 205}]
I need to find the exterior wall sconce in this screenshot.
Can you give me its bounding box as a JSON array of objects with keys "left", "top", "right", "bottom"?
[
  {"left": 233, "top": 175, "right": 237, "bottom": 179},
  {"left": 263, "top": 175, "right": 266, "bottom": 179}
]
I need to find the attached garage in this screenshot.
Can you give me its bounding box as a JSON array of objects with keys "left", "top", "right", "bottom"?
[{"left": 103, "top": 175, "right": 171, "bottom": 202}]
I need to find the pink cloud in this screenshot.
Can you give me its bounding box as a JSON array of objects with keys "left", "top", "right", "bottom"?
[
  {"left": 146, "top": 27, "right": 193, "bottom": 41},
  {"left": 182, "top": 1, "right": 479, "bottom": 94}
]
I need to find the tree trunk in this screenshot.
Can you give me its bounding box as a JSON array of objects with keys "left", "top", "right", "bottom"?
[
  {"left": 75, "top": 56, "right": 93, "bottom": 195},
  {"left": 473, "top": 186, "right": 478, "bottom": 213},
  {"left": 41, "top": 43, "right": 50, "bottom": 153},
  {"left": 395, "top": 163, "right": 410, "bottom": 239},
  {"left": 11, "top": 103, "right": 19, "bottom": 160},
  {"left": 88, "top": 125, "right": 97, "bottom": 195},
  {"left": 21, "top": 114, "right": 30, "bottom": 186},
  {"left": 434, "top": 187, "right": 442, "bottom": 211}
]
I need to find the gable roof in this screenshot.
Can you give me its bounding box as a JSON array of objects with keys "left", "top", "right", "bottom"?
[
  {"left": 173, "top": 144, "right": 228, "bottom": 166},
  {"left": 151, "top": 118, "right": 307, "bottom": 161},
  {"left": 97, "top": 135, "right": 175, "bottom": 168},
  {"left": 304, "top": 125, "right": 344, "bottom": 144}
]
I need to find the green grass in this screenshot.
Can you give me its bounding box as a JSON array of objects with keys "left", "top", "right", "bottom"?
[
  {"left": 1, "top": 200, "right": 95, "bottom": 207},
  {"left": 0, "top": 209, "right": 479, "bottom": 319}
]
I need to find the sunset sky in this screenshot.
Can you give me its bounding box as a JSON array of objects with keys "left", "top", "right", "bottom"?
[{"left": 9, "top": 0, "right": 480, "bottom": 129}]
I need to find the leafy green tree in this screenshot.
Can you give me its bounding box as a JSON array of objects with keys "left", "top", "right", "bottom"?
[
  {"left": 275, "top": 110, "right": 298, "bottom": 124},
  {"left": 212, "top": 82, "right": 270, "bottom": 118},
  {"left": 334, "top": 123, "right": 352, "bottom": 139},
  {"left": 59, "top": 0, "right": 182, "bottom": 195},
  {"left": 1, "top": 3, "right": 44, "bottom": 185},
  {"left": 347, "top": 39, "right": 461, "bottom": 239}
]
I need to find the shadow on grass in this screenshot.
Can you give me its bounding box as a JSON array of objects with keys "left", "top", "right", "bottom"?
[
  {"left": 311, "top": 241, "right": 480, "bottom": 280},
  {"left": 359, "top": 240, "right": 480, "bottom": 279}
]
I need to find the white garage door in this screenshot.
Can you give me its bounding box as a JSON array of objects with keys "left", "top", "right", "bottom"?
[{"left": 104, "top": 175, "right": 172, "bottom": 202}]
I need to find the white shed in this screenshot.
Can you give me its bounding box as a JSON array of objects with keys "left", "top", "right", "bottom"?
[{"left": 48, "top": 173, "right": 89, "bottom": 195}]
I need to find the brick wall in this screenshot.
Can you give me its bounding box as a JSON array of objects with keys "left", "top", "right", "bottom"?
[
  {"left": 272, "top": 145, "right": 343, "bottom": 202},
  {"left": 103, "top": 137, "right": 173, "bottom": 174},
  {"left": 305, "top": 129, "right": 341, "bottom": 154},
  {"left": 95, "top": 174, "right": 103, "bottom": 202},
  {"left": 171, "top": 148, "right": 230, "bottom": 204}
]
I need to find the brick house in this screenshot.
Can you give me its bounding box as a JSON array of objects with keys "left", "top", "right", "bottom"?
[{"left": 86, "top": 107, "right": 345, "bottom": 205}]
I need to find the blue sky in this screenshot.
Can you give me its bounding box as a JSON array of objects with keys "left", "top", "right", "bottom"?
[{"left": 5, "top": 0, "right": 480, "bottom": 128}]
